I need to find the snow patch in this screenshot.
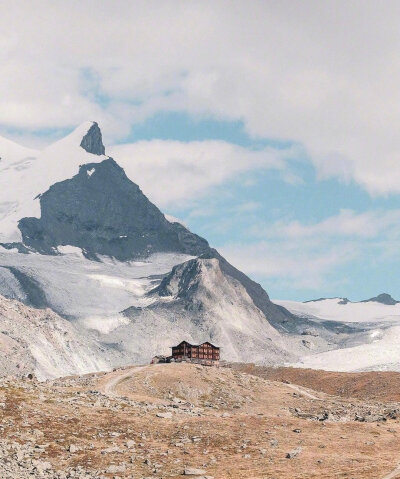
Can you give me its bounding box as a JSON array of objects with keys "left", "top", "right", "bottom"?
[
  {"left": 290, "top": 325, "right": 400, "bottom": 372},
  {"left": 0, "top": 121, "right": 107, "bottom": 242},
  {"left": 57, "top": 245, "right": 84, "bottom": 257},
  {"left": 164, "top": 214, "right": 187, "bottom": 227},
  {"left": 81, "top": 315, "right": 130, "bottom": 334}
]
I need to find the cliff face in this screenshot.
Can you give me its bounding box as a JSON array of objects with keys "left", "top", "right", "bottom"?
[{"left": 18, "top": 158, "right": 209, "bottom": 260}]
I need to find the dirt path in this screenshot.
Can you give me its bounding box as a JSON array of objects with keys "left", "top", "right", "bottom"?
[
  {"left": 285, "top": 383, "right": 322, "bottom": 401},
  {"left": 100, "top": 365, "right": 148, "bottom": 397},
  {"left": 382, "top": 465, "right": 400, "bottom": 479}
]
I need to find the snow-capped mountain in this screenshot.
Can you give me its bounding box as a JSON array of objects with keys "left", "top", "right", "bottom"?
[
  {"left": 0, "top": 122, "right": 208, "bottom": 259},
  {"left": 275, "top": 295, "right": 400, "bottom": 324},
  {"left": 2, "top": 121, "right": 396, "bottom": 378},
  {"left": 0, "top": 122, "right": 318, "bottom": 377}
]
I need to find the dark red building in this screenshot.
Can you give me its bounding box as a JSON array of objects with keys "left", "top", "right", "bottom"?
[{"left": 171, "top": 341, "right": 220, "bottom": 365}]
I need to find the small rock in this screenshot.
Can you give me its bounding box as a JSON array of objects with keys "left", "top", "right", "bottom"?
[
  {"left": 106, "top": 464, "right": 126, "bottom": 473},
  {"left": 68, "top": 444, "right": 78, "bottom": 453},
  {"left": 184, "top": 467, "right": 207, "bottom": 475},
  {"left": 286, "top": 447, "right": 302, "bottom": 459},
  {"left": 156, "top": 412, "right": 173, "bottom": 419}
]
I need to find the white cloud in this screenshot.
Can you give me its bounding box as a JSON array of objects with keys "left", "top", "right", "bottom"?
[
  {"left": 109, "top": 140, "right": 295, "bottom": 206},
  {"left": 253, "top": 209, "right": 400, "bottom": 239},
  {"left": 221, "top": 239, "right": 357, "bottom": 290},
  {"left": 1, "top": 2, "right": 400, "bottom": 194},
  {"left": 220, "top": 209, "right": 400, "bottom": 290}
]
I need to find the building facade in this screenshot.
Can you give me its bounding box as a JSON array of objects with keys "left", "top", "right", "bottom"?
[{"left": 171, "top": 341, "right": 220, "bottom": 365}]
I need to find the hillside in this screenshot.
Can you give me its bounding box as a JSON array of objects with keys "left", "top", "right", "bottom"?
[
  {"left": 0, "top": 295, "right": 115, "bottom": 380},
  {"left": 230, "top": 363, "right": 400, "bottom": 402},
  {"left": 2, "top": 363, "right": 400, "bottom": 478}
]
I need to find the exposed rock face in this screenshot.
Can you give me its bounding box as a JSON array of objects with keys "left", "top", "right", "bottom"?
[
  {"left": 0, "top": 266, "right": 48, "bottom": 309},
  {"left": 304, "top": 297, "right": 349, "bottom": 304},
  {"left": 79, "top": 121, "right": 105, "bottom": 155},
  {"left": 362, "top": 293, "right": 399, "bottom": 305},
  {"left": 201, "top": 249, "right": 299, "bottom": 333},
  {"left": 18, "top": 158, "right": 209, "bottom": 260}
]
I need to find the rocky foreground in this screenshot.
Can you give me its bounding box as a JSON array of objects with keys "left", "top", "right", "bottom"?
[{"left": 1, "top": 363, "right": 400, "bottom": 478}]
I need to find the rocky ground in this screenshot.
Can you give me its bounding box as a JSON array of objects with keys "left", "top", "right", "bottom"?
[{"left": 1, "top": 363, "right": 400, "bottom": 478}]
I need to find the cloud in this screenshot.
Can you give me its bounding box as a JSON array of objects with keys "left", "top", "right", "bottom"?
[
  {"left": 220, "top": 239, "right": 357, "bottom": 290},
  {"left": 109, "top": 140, "right": 296, "bottom": 206},
  {"left": 253, "top": 209, "right": 400, "bottom": 239},
  {"left": 220, "top": 209, "right": 400, "bottom": 291},
  {"left": 2, "top": 2, "right": 400, "bottom": 194}
]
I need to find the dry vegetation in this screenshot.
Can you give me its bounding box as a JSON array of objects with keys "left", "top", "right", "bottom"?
[
  {"left": 229, "top": 363, "right": 400, "bottom": 402},
  {"left": 1, "top": 363, "right": 400, "bottom": 478}
]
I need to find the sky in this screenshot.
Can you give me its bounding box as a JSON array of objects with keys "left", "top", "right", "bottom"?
[{"left": 2, "top": 0, "right": 400, "bottom": 300}]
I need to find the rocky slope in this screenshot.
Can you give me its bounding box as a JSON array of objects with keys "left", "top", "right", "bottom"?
[
  {"left": 121, "top": 257, "right": 298, "bottom": 364},
  {"left": 0, "top": 295, "right": 115, "bottom": 380}
]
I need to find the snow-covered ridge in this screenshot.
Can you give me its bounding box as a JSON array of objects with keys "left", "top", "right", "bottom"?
[
  {"left": 291, "top": 325, "right": 400, "bottom": 372},
  {"left": 275, "top": 297, "right": 400, "bottom": 323},
  {"left": 0, "top": 121, "right": 107, "bottom": 242},
  {"left": 0, "top": 135, "right": 39, "bottom": 164},
  {"left": 279, "top": 296, "right": 400, "bottom": 373}
]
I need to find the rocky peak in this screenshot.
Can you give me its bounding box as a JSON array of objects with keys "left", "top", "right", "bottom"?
[
  {"left": 153, "top": 257, "right": 220, "bottom": 299},
  {"left": 362, "top": 293, "right": 399, "bottom": 305},
  {"left": 17, "top": 158, "right": 209, "bottom": 260},
  {"left": 80, "top": 122, "right": 105, "bottom": 155}
]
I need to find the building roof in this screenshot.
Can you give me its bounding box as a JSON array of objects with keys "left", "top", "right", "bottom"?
[{"left": 172, "top": 340, "right": 219, "bottom": 349}]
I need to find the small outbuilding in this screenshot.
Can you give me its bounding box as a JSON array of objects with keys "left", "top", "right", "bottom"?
[{"left": 150, "top": 355, "right": 171, "bottom": 364}]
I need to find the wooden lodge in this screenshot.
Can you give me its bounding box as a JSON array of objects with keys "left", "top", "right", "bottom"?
[{"left": 171, "top": 341, "right": 220, "bottom": 365}]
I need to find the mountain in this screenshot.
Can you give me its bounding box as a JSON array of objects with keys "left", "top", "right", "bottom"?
[
  {"left": 0, "top": 121, "right": 319, "bottom": 376},
  {"left": 303, "top": 293, "right": 399, "bottom": 307},
  {"left": 120, "top": 257, "right": 297, "bottom": 364},
  {"left": 0, "top": 123, "right": 208, "bottom": 259},
  {"left": 304, "top": 297, "right": 350, "bottom": 305},
  {"left": 361, "top": 293, "right": 399, "bottom": 305},
  {"left": 1, "top": 121, "right": 389, "bottom": 378},
  {"left": 276, "top": 297, "right": 400, "bottom": 324}
]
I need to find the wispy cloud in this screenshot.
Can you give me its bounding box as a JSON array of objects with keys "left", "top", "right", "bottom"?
[
  {"left": 109, "top": 140, "right": 297, "bottom": 206},
  {"left": 252, "top": 209, "right": 400, "bottom": 240},
  {"left": 220, "top": 209, "right": 400, "bottom": 292}
]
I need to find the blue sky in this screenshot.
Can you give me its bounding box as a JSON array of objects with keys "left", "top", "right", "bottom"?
[
  {"left": 108, "top": 111, "right": 400, "bottom": 301},
  {"left": 2, "top": 1, "right": 400, "bottom": 301}
]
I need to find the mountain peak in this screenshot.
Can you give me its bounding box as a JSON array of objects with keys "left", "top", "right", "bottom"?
[
  {"left": 362, "top": 293, "right": 399, "bottom": 305},
  {"left": 79, "top": 121, "right": 105, "bottom": 155},
  {"left": 0, "top": 135, "right": 39, "bottom": 164}
]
